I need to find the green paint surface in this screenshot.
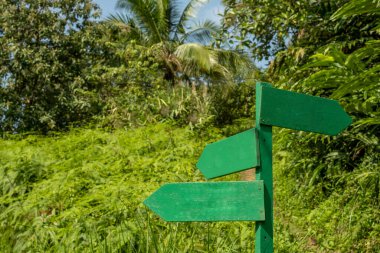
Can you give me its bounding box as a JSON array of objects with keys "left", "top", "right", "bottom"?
[
  {"left": 255, "top": 82, "right": 274, "bottom": 253},
  {"left": 259, "top": 86, "right": 352, "bottom": 135},
  {"left": 144, "top": 181, "right": 265, "bottom": 222},
  {"left": 196, "top": 128, "right": 259, "bottom": 179}
]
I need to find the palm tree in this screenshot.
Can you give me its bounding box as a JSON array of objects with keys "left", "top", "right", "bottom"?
[{"left": 108, "top": 0, "right": 252, "bottom": 85}]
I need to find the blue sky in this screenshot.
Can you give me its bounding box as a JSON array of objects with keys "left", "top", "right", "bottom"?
[{"left": 93, "top": 0, "right": 224, "bottom": 23}]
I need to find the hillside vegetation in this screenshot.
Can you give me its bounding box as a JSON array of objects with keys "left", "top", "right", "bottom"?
[
  {"left": 0, "top": 0, "right": 379, "bottom": 252},
  {"left": 0, "top": 122, "right": 263, "bottom": 252},
  {"left": 1, "top": 121, "right": 379, "bottom": 252}
]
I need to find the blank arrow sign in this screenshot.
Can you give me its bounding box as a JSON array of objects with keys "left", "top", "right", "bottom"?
[
  {"left": 196, "top": 128, "right": 259, "bottom": 179},
  {"left": 259, "top": 86, "right": 352, "bottom": 135},
  {"left": 144, "top": 181, "right": 265, "bottom": 222}
]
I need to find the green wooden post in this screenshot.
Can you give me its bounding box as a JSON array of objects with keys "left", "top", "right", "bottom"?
[{"left": 255, "top": 82, "right": 273, "bottom": 253}]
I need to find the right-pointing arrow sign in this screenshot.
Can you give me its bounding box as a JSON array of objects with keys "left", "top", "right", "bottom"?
[
  {"left": 259, "top": 86, "right": 352, "bottom": 135},
  {"left": 196, "top": 128, "right": 259, "bottom": 179}
]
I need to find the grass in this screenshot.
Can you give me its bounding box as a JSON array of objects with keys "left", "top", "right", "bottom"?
[
  {"left": 0, "top": 122, "right": 258, "bottom": 252},
  {"left": 1, "top": 121, "right": 379, "bottom": 252}
]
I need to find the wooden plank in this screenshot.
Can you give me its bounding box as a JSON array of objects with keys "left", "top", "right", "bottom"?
[
  {"left": 144, "top": 181, "right": 265, "bottom": 222},
  {"left": 196, "top": 128, "right": 259, "bottom": 179},
  {"left": 255, "top": 82, "right": 274, "bottom": 253},
  {"left": 259, "top": 86, "right": 352, "bottom": 135}
]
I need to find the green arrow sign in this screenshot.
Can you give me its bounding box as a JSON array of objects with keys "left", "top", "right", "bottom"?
[
  {"left": 196, "top": 128, "right": 259, "bottom": 179},
  {"left": 259, "top": 86, "right": 352, "bottom": 135},
  {"left": 144, "top": 181, "right": 265, "bottom": 222},
  {"left": 143, "top": 82, "right": 352, "bottom": 253}
]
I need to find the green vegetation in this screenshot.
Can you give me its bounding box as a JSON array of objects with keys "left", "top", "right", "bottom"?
[
  {"left": 0, "top": 0, "right": 103, "bottom": 132},
  {"left": 0, "top": 122, "right": 260, "bottom": 252},
  {"left": 109, "top": 0, "right": 252, "bottom": 85},
  {"left": 1, "top": 0, "right": 379, "bottom": 252},
  {"left": 222, "top": 0, "right": 380, "bottom": 251}
]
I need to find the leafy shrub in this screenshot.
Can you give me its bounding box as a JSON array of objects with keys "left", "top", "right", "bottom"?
[{"left": 0, "top": 122, "right": 262, "bottom": 252}]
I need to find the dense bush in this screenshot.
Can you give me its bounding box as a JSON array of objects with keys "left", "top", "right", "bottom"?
[
  {"left": 95, "top": 79, "right": 257, "bottom": 131},
  {"left": 0, "top": 0, "right": 104, "bottom": 133},
  {"left": 0, "top": 122, "right": 261, "bottom": 252}
]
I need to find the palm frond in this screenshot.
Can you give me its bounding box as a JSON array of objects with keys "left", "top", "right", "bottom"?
[
  {"left": 175, "top": 43, "right": 217, "bottom": 73},
  {"left": 166, "top": 0, "right": 182, "bottom": 36},
  {"left": 355, "top": 117, "right": 380, "bottom": 127},
  {"left": 106, "top": 13, "right": 147, "bottom": 43},
  {"left": 174, "top": 43, "right": 232, "bottom": 81},
  {"left": 301, "top": 54, "right": 336, "bottom": 69},
  {"left": 181, "top": 20, "right": 219, "bottom": 44},
  {"left": 173, "top": 0, "right": 209, "bottom": 39},
  {"left": 350, "top": 40, "right": 380, "bottom": 64},
  {"left": 300, "top": 39, "right": 380, "bottom": 101},
  {"left": 304, "top": 69, "right": 346, "bottom": 88},
  {"left": 331, "top": 0, "right": 380, "bottom": 20},
  {"left": 214, "top": 49, "right": 254, "bottom": 77},
  {"left": 113, "top": 0, "right": 248, "bottom": 85},
  {"left": 116, "top": 0, "right": 164, "bottom": 43},
  {"left": 174, "top": 43, "right": 254, "bottom": 82},
  {"left": 155, "top": 0, "right": 171, "bottom": 40},
  {"left": 331, "top": 64, "right": 380, "bottom": 98}
]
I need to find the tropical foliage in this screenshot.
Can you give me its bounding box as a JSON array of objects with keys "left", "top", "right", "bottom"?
[
  {"left": 221, "top": 0, "right": 379, "bottom": 251},
  {"left": 0, "top": 0, "right": 379, "bottom": 252},
  {"left": 0, "top": 0, "right": 102, "bottom": 133},
  {"left": 0, "top": 122, "right": 260, "bottom": 252},
  {"left": 222, "top": 0, "right": 379, "bottom": 61},
  {"left": 109, "top": 0, "right": 254, "bottom": 85}
]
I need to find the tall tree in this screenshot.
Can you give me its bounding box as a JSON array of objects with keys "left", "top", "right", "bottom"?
[
  {"left": 109, "top": 0, "right": 252, "bottom": 85},
  {"left": 0, "top": 0, "right": 102, "bottom": 133},
  {"left": 221, "top": 0, "right": 379, "bottom": 62}
]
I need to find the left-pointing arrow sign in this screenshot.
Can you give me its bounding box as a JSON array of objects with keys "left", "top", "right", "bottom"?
[
  {"left": 144, "top": 181, "right": 265, "bottom": 222},
  {"left": 196, "top": 128, "right": 259, "bottom": 179}
]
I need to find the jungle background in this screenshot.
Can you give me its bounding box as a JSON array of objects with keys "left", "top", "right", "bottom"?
[{"left": 0, "top": 0, "right": 379, "bottom": 252}]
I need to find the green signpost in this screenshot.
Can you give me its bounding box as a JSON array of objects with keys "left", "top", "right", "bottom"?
[
  {"left": 197, "top": 128, "right": 260, "bottom": 179},
  {"left": 144, "top": 181, "right": 265, "bottom": 222},
  {"left": 255, "top": 82, "right": 274, "bottom": 252},
  {"left": 144, "top": 82, "right": 352, "bottom": 252},
  {"left": 259, "top": 85, "right": 352, "bottom": 135}
]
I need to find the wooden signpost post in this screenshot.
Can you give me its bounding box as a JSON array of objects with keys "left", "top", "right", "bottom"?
[{"left": 144, "top": 82, "right": 352, "bottom": 252}]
